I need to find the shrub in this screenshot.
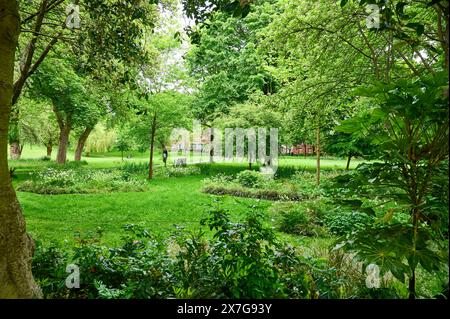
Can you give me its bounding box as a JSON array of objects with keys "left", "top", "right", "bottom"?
[
  {"left": 155, "top": 166, "right": 201, "bottom": 178},
  {"left": 122, "top": 163, "right": 201, "bottom": 178},
  {"left": 202, "top": 184, "right": 302, "bottom": 201},
  {"left": 196, "top": 163, "right": 260, "bottom": 176},
  {"left": 32, "top": 200, "right": 411, "bottom": 299},
  {"left": 236, "top": 170, "right": 266, "bottom": 188},
  {"left": 17, "top": 168, "right": 148, "bottom": 194},
  {"left": 323, "top": 210, "right": 373, "bottom": 236},
  {"left": 270, "top": 202, "right": 327, "bottom": 237}
]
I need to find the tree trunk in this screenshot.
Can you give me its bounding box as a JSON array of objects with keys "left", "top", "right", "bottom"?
[
  {"left": 346, "top": 153, "right": 352, "bottom": 170},
  {"left": 408, "top": 209, "right": 420, "bottom": 299},
  {"left": 0, "top": 0, "right": 42, "bottom": 298},
  {"left": 9, "top": 139, "right": 21, "bottom": 160},
  {"left": 74, "top": 127, "right": 92, "bottom": 161},
  {"left": 56, "top": 124, "right": 71, "bottom": 164},
  {"left": 209, "top": 129, "right": 214, "bottom": 164},
  {"left": 46, "top": 144, "right": 52, "bottom": 157},
  {"left": 316, "top": 127, "right": 321, "bottom": 186},
  {"left": 148, "top": 113, "right": 157, "bottom": 180}
]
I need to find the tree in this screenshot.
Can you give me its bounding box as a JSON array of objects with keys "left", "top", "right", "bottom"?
[
  {"left": 187, "top": 2, "right": 276, "bottom": 125},
  {"left": 334, "top": 73, "right": 449, "bottom": 299},
  {"left": 0, "top": 0, "right": 42, "bottom": 298},
  {"left": 16, "top": 97, "right": 59, "bottom": 157},
  {"left": 214, "top": 94, "right": 282, "bottom": 169},
  {"left": 31, "top": 56, "right": 102, "bottom": 164},
  {"left": 9, "top": 0, "right": 160, "bottom": 159},
  {"left": 115, "top": 131, "right": 133, "bottom": 161},
  {"left": 129, "top": 90, "right": 191, "bottom": 179},
  {"left": 259, "top": 0, "right": 446, "bottom": 184}
]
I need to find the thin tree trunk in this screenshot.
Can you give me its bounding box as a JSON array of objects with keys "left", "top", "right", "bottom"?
[
  {"left": 316, "top": 127, "right": 321, "bottom": 186},
  {"left": 74, "top": 127, "right": 92, "bottom": 161},
  {"left": 46, "top": 144, "right": 52, "bottom": 157},
  {"left": 148, "top": 113, "right": 157, "bottom": 180},
  {"left": 9, "top": 139, "right": 21, "bottom": 159},
  {"left": 210, "top": 128, "right": 214, "bottom": 164},
  {"left": 346, "top": 153, "right": 352, "bottom": 170},
  {"left": 56, "top": 124, "right": 71, "bottom": 164},
  {"left": 0, "top": 0, "right": 42, "bottom": 298},
  {"left": 409, "top": 209, "right": 420, "bottom": 299}
]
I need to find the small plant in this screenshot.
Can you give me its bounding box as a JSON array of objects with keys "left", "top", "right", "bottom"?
[
  {"left": 324, "top": 210, "right": 373, "bottom": 236},
  {"left": 271, "top": 202, "right": 326, "bottom": 237},
  {"left": 236, "top": 170, "right": 266, "bottom": 188},
  {"left": 18, "top": 168, "right": 148, "bottom": 194}
]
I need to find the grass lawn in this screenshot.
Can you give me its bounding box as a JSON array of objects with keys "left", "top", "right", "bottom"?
[
  {"left": 9, "top": 145, "right": 162, "bottom": 170},
  {"left": 12, "top": 145, "right": 355, "bottom": 250},
  {"left": 18, "top": 175, "right": 273, "bottom": 246}
]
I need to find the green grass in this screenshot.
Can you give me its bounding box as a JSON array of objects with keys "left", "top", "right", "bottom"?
[
  {"left": 12, "top": 145, "right": 353, "bottom": 249},
  {"left": 9, "top": 145, "right": 162, "bottom": 170},
  {"left": 11, "top": 145, "right": 369, "bottom": 171},
  {"left": 18, "top": 175, "right": 273, "bottom": 246},
  {"left": 278, "top": 155, "right": 364, "bottom": 170}
]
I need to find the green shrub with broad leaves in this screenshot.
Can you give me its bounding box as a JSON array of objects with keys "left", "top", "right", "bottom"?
[
  {"left": 323, "top": 210, "right": 373, "bottom": 236},
  {"left": 33, "top": 200, "right": 393, "bottom": 299}
]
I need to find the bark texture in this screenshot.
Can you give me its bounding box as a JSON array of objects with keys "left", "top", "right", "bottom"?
[
  {"left": 9, "top": 140, "right": 21, "bottom": 160},
  {"left": 0, "top": 0, "right": 42, "bottom": 298},
  {"left": 148, "top": 114, "right": 157, "bottom": 180},
  {"left": 74, "top": 127, "right": 92, "bottom": 161}
]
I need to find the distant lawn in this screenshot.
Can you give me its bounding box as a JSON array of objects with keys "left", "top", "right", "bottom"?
[
  {"left": 10, "top": 145, "right": 368, "bottom": 171},
  {"left": 18, "top": 175, "right": 272, "bottom": 246},
  {"left": 9, "top": 145, "right": 162, "bottom": 170}
]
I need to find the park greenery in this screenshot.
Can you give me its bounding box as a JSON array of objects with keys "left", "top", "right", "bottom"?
[{"left": 0, "top": 0, "right": 448, "bottom": 300}]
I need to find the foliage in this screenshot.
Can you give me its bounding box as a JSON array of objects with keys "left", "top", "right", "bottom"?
[
  {"left": 32, "top": 200, "right": 380, "bottom": 299},
  {"left": 270, "top": 201, "right": 327, "bottom": 237},
  {"left": 85, "top": 124, "right": 118, "bottom": 155},
  {"left": 202, "top": 173, "right": 302, "bottom": 201},
  {"left": 18, "top": 168, "right": 148, "bottom": 194},
  {"left": 331, "top": 73, "right": 449, "bottom": 298},
  {"left": 187, "top": 1, "right": 276, "bottom": 123},
  {"left": 121, "top": 162, "right": 201, "bottom": 178},
  {"left": 236, "top": 170, "right": 266, "bottom": 188},
  {"left": 324, "top": 210, "right": 373, "bottom": 237}
]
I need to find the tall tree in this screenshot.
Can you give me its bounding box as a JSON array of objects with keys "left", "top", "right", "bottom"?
[
  {"left": 0, "top": 0, "right": 42, "bottom": 298},
  {"left": 9, "top": 0, "right": 159, "bottom": 159}
]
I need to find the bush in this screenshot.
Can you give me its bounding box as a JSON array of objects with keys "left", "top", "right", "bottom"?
[
  {"left": 236, "top": 170, "right": 266, "bottom": 188},
  {"left": 32, "top": 204, "right": 318, "bottom": 299},
  {"left": 32, "top": 200, "right": 410, "bottom": 299},
  {"left": 155, "top": 166, "right": 201, "bottom": 178},
  {"left": 270, "top": 202, "right": 327, "bottom": 237},
  {"left": 201, "top": 172, "right": 304, "bottom": 201},
  {"left": 18, "top": 168, "right": 148, "bottom": 194},
  {"left": 202, "top": 184, "right": 302, "bottom": 201},
  {"left": 196, "top": 163, "right": 260, "bottom": 176},
  {"left": 122, "top": 163, "right": 201, "bottom": 178},
  {"left": 323, "top": 210, "right": 373, "bottom": 236}
]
